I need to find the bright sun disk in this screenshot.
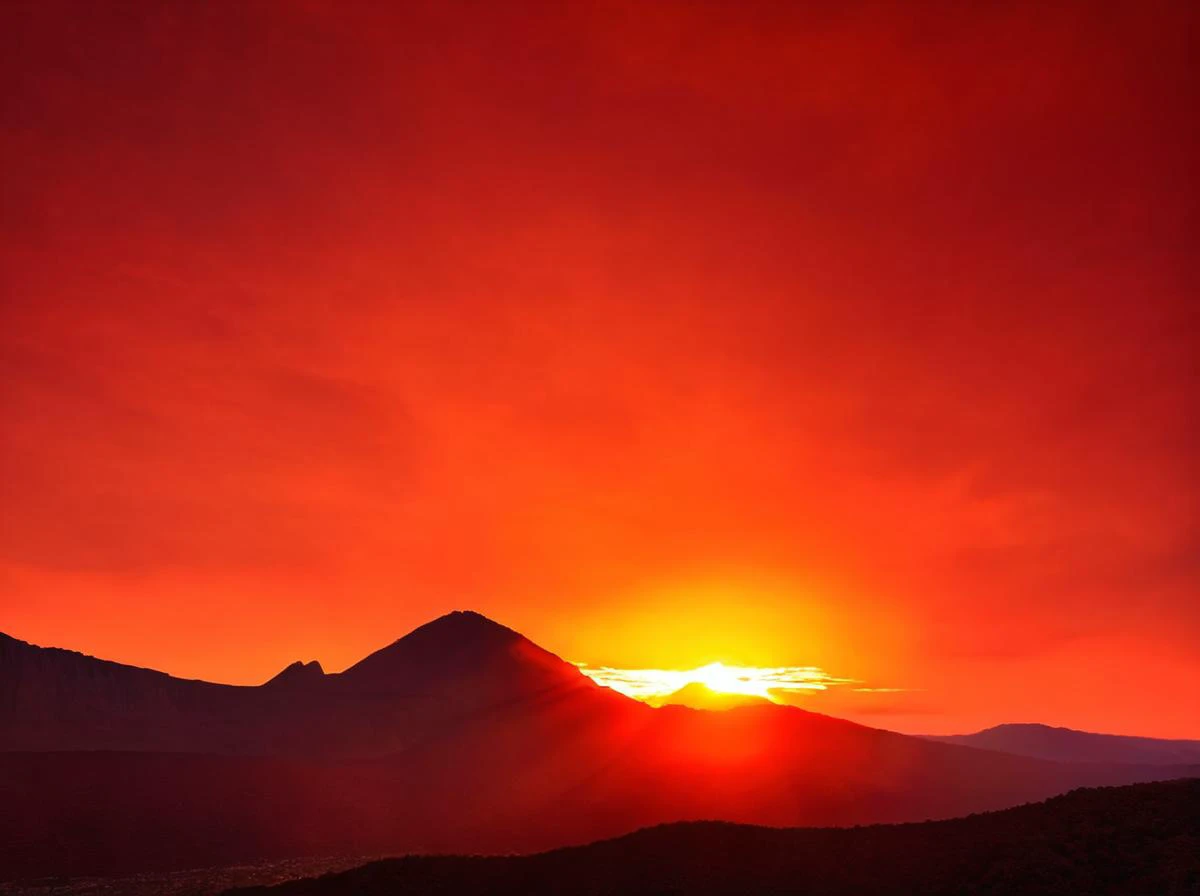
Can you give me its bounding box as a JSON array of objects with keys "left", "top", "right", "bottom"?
[{"left": 692, "top": 662, "right": 773, "bottom": 699}]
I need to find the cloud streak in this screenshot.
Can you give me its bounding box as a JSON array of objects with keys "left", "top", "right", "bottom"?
[{"left": 575, "top": 661, "right": 877, "bottom": 704}]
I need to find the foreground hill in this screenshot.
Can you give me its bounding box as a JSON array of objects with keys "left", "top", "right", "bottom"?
[
  {"left": 1, "top": 612, "right": 1195, "bottom": 879},
  {"left": 228, "top": 779, "right": 1200, "bottom": 896},
  {"left": 924, "top": 723, "right": 1200, "bottom": 765}
]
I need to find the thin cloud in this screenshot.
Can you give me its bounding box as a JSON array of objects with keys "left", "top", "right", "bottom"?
[{"left": 575, "top": 661, "right": 899, "bottom": 704}]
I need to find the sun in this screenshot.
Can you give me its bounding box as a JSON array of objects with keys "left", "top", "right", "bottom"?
[
  {"left": 574, "top": 659, "right": 849, "bottom": 705},
  {"left": 691, "top": 662, "right": 774, "bottom": 699}
]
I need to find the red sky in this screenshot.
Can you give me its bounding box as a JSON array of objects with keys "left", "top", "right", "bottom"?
[{"left": 2, "top": 1, "right": 1197, "bottom": 737}]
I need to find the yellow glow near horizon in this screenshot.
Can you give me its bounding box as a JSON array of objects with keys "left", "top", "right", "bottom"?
[
  {"left": 692, "top": 662, "right": 771, "bottom": 698},
  {"left": 575, "top": 661, "right": 856, "bottom": 704}
]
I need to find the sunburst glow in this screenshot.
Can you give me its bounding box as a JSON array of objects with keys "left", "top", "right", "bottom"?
[{"left": 575, "top": 661, "right": 857, "bottom": 704}]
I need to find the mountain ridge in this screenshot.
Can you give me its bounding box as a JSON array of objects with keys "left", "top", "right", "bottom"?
[{"left": 0, "top": 611, "right": 613, "bottom": 757}]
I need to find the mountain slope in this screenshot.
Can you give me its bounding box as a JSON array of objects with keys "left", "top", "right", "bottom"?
[
  {"left": 924, "top": 723, "right": 1200, "bottom": 765},
  {"left": 227, "top": 779, "right": 1200, "bottom": 896}
]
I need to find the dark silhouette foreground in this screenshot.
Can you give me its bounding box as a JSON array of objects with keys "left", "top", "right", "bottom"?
[{"left": 228, "top": 779, "right": 1200, "bottom": 896}]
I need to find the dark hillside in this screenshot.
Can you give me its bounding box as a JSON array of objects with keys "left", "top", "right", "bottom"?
[{"left": 230, "top": 779, "right": 1200, "bottom": 896}]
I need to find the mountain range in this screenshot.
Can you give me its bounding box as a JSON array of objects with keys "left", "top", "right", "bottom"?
[{"left": 1, "top": 611, "right": 1196, "bottom": 880}]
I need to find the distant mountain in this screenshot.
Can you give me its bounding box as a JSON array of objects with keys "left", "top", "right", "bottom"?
[
  {"left": 924, "top": 723, "right": 1200, "bottom": 765},
  {"left": 1, "top": 612, "right": 1195, "bottom": 879},
  {"left": 226, "top": 779, "right": 1200, "bottom": 896},
  {"left": 657, "top": 681, "right": 772, "bottom": 710}
]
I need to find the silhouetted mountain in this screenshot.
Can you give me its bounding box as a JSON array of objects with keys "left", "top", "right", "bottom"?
[
  {"left": 0, "top": 611, "right": 611, "bottom": 758},
  {"left": 924, "top": 723, "right": 1200, "bottom": 765},
  {"left": 1, "top": 614, "right": 1195, "bottom": 879},
  {"left": 657, "top": 681, "right": 772, "bottom": 710},
  {"left": 226, "top": 779, "right": 1200, "bottom": 896},
  {"left": 336, "top": 610, "right": 590, "bottom": 702}
]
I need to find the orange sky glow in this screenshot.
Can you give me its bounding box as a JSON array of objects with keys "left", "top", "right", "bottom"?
[{"left": 1, "top": 1, "right": 1197, "bottom": 738}]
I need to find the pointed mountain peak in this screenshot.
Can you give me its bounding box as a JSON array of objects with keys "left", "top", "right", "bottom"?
[
  {"left": 343, "top": 612, "right": 521, "bottom": 670},
  {"left": 413, "top": 609, "right": 521, "bottom": 640},
  {"left": 264, "top": 659, "right": 325, "bottom": 688},
  {"left": 336, "top": 610, "right": 590, "bottom": 699}
]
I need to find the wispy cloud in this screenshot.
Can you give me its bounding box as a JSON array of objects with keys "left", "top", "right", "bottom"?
[{"left": 575, "top": 661, "right": 884, "bottom": 703}]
